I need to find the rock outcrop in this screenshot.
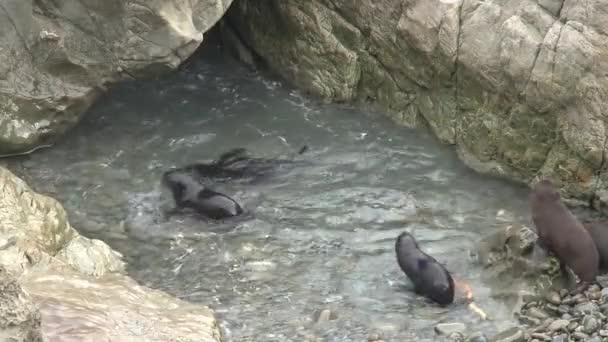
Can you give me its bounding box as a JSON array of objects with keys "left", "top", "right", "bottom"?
[
  {"left": 0, "top": 0, "right": 232, "bottom": 156},
  {"left": 226, "top": 0, "right": 608, "bottom": 204},
  {"left": 0, "top": 166, "right": 221, "bottom": 341}
]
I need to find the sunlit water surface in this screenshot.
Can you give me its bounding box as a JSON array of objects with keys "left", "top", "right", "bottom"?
[{"left": 6, "top": 44, "right": 535, "bottom": 341}]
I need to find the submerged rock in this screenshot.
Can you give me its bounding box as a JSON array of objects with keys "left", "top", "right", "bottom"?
[
  {"left": 226, "top": 0, "right": 608, "bottom": 202},
  {"left": 0, "top": 166, "right": 221, "bottom": 341},
  {"left": 0, "top": 0, "right": 233, "bottom": 156}
]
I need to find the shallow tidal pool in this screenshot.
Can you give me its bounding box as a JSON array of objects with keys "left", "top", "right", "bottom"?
[{"left": 6, "top": 43, "right": 537, "bottom": 341}]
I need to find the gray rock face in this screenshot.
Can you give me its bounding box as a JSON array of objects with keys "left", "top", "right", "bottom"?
[
  {"left": 0, "top": 166, "right": 221, "bottom": 341},
  {"left": 0, "top": 0, "right": 232, "bottom": 156},
  {"left": 227, "top": 0, "right": 608, "bottom": 202}
]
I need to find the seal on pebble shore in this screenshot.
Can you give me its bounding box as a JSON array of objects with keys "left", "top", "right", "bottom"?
[{"left": 529, "top": 179, "right": 599, "bottom": 294}]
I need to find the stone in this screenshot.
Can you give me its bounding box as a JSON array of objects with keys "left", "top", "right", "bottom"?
[
  {"left": 20, "top": 264, "right": 220, "bottom": 342},
  {"left": 0, "top": 266, "right": 44, "bottom": 342},
  {"left": 489, "top": 327, "right": 525, "bottom": 342},
  {"left": 227, "top": 0, "right": 608, "bottom": 202},
  {"left": 465, "top": 332, "right": 488, "bottom": 342},
  {"left": 530, "top": 333, "right": 551, "bottom": 341},
  {"left": 435, "top": 323, "right": 466, "bottom": 336},
  {"left": 574, "top": 302, "right": 600, "bottom": 315},
  {"left": 583, "top": 315, "right": 600, "bottom": 334},
  {"left": 528, "top": 307, "right": 550, "bottom": 319},
  {"left": 0, "top": 0, "right": 233, "bottom": 155},
  {"left": 0, "top": 166, "right": 221, "bottom": 341},
  {"left": 545, "top": 291, "right": 562, "bottom": 305},
  {"left": 551, "top": 334, "right": 568, "bottom": 342},
  {"left": 518, "top": 314, "right": 541, "bottom": 326},
  {"left": 547, "top": 319, "right": 570, "bottom": 333}
]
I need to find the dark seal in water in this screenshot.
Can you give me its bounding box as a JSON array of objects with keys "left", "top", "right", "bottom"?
[{"left": 395, "top": 231, "right": 455, "bottom": 306}]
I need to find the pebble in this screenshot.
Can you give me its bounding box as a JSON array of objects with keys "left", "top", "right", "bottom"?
[
  {"left": 545, "top": 291, "right": 561, "bottom": 305},
  {"left": 573, "top": 301, "right": 600, "bottom": 315},
  {"left": 601, "top": 288, "right": 608, "bottom": 304},
  {"left": 530, "top": 332, "right": 551, "bottom": 341},
  {"left": 571, "top": 331, "right": 589, "bottom": 340},
  {"left": 583, "top": 315, "right": 600, "bottom": 333},
  {"left": 587, "top": 337, "right": 602, "bottom": 342},
  {"left": 551, "top": 334, "right": 568, "bottom": 342},
  {"left": 315, "top": 309, "right": 335, "bottom": 323},
  {"left": 518, "top": 315, "right": 540, "bottom": 326},
  {"left": 567, "top": 321, "right": 579, "bottom": 332},
  {"left": 448, "top": 332, "right": 464, "bottom": 341},
  {"left": 464, "top": 332, "right": 487, "bottom": 342},
  {"left": 527, "top": 307, "right": 550, "bottom": 319},
  {"left": 435, "top": 323, "right": 466, "bottom": 336},
  {"left": 546, "top": 319, "right": 569, "bottom": 332},
  {"left": 600, "top": 329, "right": 608, "bottom": 337},
  {"left": 490, "top": 327, "right": 525, "bottom": 342}
]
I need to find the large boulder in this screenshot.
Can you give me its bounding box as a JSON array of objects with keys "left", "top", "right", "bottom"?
[
  {"left": 226, "top": 0, "right": 608, "bottom": 204},
  {"left": 0, "top": 166, "right": 221, "bottom": 341},
  {"left": 0, "top": 0, "right": 232, "bottom": 156}
]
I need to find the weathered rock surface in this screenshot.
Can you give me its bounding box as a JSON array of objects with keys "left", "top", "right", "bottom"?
[
  {"left": 226, "top": 0, "right": 608, "bottom": 203},
  {"left": 0, "top": 266, "right": 44, "bottom": 342},
  {"left": 0, "top": 166, "right": 221, "bottom": 341},
  {"left": 0, "top": 0, "right": 232, "bottom": 156}
]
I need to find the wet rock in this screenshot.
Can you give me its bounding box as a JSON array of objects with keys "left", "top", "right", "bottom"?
[
  {"left": 0, "top": 167, "right": 221, "bottom": 341},
  {"left": 0, "top": 167, "right": 123, "bottom": 276},
  {"left": 0, "top": 1, "right": 234, "bottom": 155},
  {"left": 518, "top": 314, "right": 541, "bottom": 326},
  {"left": 583, "top": 315, "right": 600, "bottom": 334},
  {"left": 567, "top": 321, "right": 580, "bottom": 332},
  {"left": 21, "top": 265, "right": 221, "bottom": 342},
  {"left": 527, "top": 307, "right": 550, "bottom": 319},
  {"left": 571, "top": 331, "right": 589, "bottom": 340},
  {"left": 530, "top": 333, "right": 551, "bottom": 341},
  {"left": 573, "top": 301, "right": 600, "bottom": 315},
  {"left": 545, "top": 291, "right": 562, "bottom": 306},
  {"left": 448, "top": 332, "right": 465, "bottom": 341},
  {"left": 315, "top": 309, "right": 337, "bottom": 323},
  {"left": 600, "top": 288, "right": 608, "bottom": 304},
  {"left": 489, "top": 327, "right": 525, "bottom": 342},
  {"left": 0, "top": 267, "right": 44, "bottom": 342},
  {"left": 551, "top": 334, "right": 568, "bottom": 342},
  {"left": 435, "top": 323, "right": 466, "bottom": 336},
  {"left": 465, "top": 332, "right": 488, "bottom": 342},
  {"left": 546, "top": 319, "right": 570, "bottom": 333}
]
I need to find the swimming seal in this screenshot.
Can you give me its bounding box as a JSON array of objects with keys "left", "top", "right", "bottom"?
[
  {"left": 395, "top": 232, "right": 455, "bottom": 306},
  {"left": 162, "top": 168, "right": 243, "bottom": 220},
  {"left": 186, "top": 145, "right": 310, "bottom": 184},
  {"left": 529, "top": 179, "right": 599, "bottom": 293}
]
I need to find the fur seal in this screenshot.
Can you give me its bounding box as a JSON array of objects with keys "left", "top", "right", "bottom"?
[
  {"left": 187, "top": 145, "right": 310, "bottom": 184},
  {"left": 395, "top": 232, "right": 455, "bottom": 306},
  {"left": 583, "top": 220, "right": 608, "bottom": 271},
  {"left": 529, "top": 179, "right": 599, "bottom": 293},
  {"left": 162, "top": 169, "right": 243, "bottom": 220}
]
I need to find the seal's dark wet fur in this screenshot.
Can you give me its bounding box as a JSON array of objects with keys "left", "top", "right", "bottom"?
[
  {"left": 162, "top": 170, "right": 243, "bottom": 220},
  {"left": 530, "top": 179, "right": 599, "bottom": 291},
  {"left": 395, "top": 232, "right": 455, "bottom": 306}
]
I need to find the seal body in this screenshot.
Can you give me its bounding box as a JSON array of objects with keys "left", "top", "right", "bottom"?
[
  {"left": 187, "top": 146, "right": 310, "bottom": 184},
  {"left": 162, "top": 169, "right": 243, "bottom": 220},
  {"left": 529, "top": 180, "right": 599, "bottom": 284},
  {"left": 583, "top": 220, "right": 608, "bottom": 270},
  {"left": 395, "top": 232, "right": 455, "bottom": 306}
]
